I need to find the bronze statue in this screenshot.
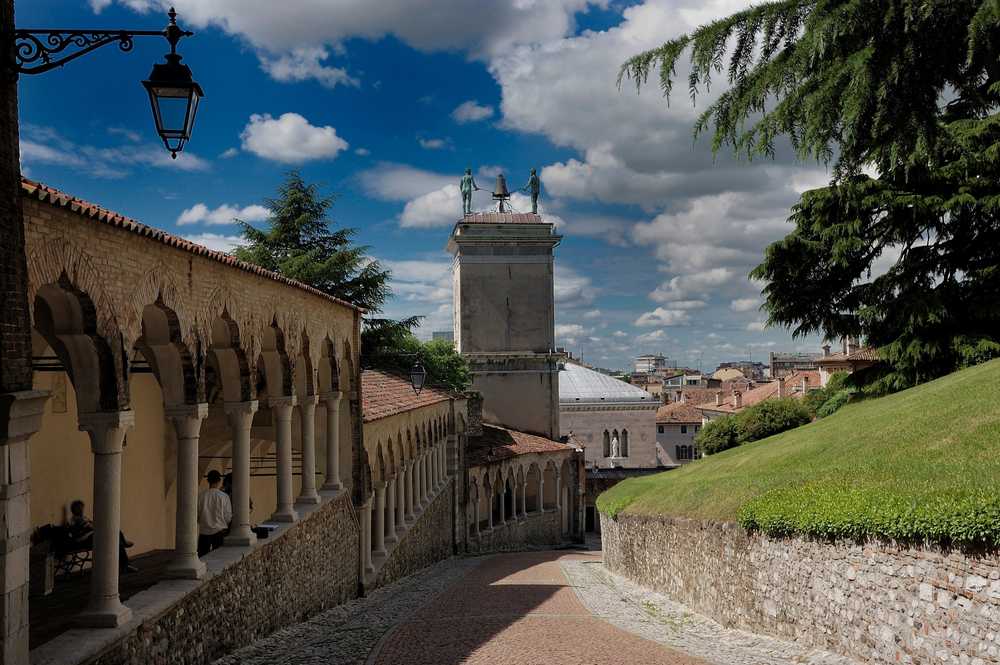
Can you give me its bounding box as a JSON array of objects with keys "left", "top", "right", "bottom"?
[
  {"left": 460, "top": 168, "right": 479, "bottom": 215},
  {"left": 522, "top": 168, "right": 540, "bottom": 214}
]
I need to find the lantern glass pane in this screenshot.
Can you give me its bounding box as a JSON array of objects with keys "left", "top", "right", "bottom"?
[{"left": 154, "top": 93, "right": 190, "bottom": 135}]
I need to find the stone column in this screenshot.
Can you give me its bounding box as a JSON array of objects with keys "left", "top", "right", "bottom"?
[
  {"left": 320, "top": 391, "right": 342, "bottom": 491},
  {"left": 385, "top": 476, "right": 397, "bottom": 545},
  {"left": 499, "top": 483, "right": 506, "bottom": 525},
  {"left": 165, "top": 403, "right": 208, "bottom": 579},
  {"left": 415, "top": 454, "right": 425, "bottom": 509},
  {"left": 473, "top": 498, "right": 480, "bottom": 535},
  {"left": 520, "top": 477, "right": 527, "bottom": 517},
  {"left": 0, "top": 390, "right": 47, "bottom": 664},
  {"left": 554, "top": 472, "right": 562, "bottom": 512},
  {"left": 224, "top": 401, "right": 258, "bottom": 547},
  {"left": 436, "top": 444, "right": 443, "bottom": 487},
  {"left": 270, "top": 397, "right": 298, "bottom": 522},
  {"left": 296, "top": 395, "right": 320, "bottom": 505},
  {"left": 422, "top": 453, "right": 431, "bottom": 502},
  {"left": 487, "top": 489, "right": 494, "bottom": 529},
  {"left": 372, "top": 482, "right": 386, "bottom": 559},
  {"left": 360, "top": 498, "right": 374, "bottom": 575},
  {"left": 77, "top": 411, "right": 134, "bottom": 627},
  {"left": 538, "top": 475, "right": 544, "bottom": 513},
  {"left": 395, "top": 472, "right": 407, "bottom": 537},
  {"left": 404, "top": 463, "right": 415, "bottom": 523}
]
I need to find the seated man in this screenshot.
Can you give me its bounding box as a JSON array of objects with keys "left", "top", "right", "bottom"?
[
  {"left": 198, "top": 470, "right": 232, "bottom": 556},
  {"left": 67, "top": 499, "right": 138, "bottom": 573}
]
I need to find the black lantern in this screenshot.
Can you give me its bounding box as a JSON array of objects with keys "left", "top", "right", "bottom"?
[
  {"left": 410, "top": 360, "right": 428, "bottom": 396},
  {"left": 142, "top": 8, "right": 202, "bottom": 158}
]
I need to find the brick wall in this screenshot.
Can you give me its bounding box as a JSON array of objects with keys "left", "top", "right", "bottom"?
[
  {"left": 0, "top": 0, "right": 33, "bottom": 394},
  {"left": 375, "top": 478, "right": 454, "bottom": 588},
  {"left": 601, "top": 513, "right": 1000, "bottom": 665},
  {"left": 85, "top": 494, "right": 360, "bottom": 665}
]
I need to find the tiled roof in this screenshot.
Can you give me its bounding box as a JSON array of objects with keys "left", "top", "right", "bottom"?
[
  {"left": 818, "top": 347, "right": 880, "bottom": 364},
  {"left": 655, "top": 401, "right": 703, "bottom": 424},
  {"left": 458, "top": 212, "right": 544, "bottom": 224},
  {"left": 466, "top": 424, "right": 573, "bottom": 466},
  {"left": 21, "top": 177, "right": 363, "bottom": 312},
  {"left": 696, "top": 370, "right": 821, "bottom": 414},
  {"left": 361, "top": 370, "right": 452, "bottom": 423}
]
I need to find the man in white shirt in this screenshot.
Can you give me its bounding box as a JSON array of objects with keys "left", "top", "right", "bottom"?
[{"left": 198, "top": 470, "right": 232, "bottom": 556}]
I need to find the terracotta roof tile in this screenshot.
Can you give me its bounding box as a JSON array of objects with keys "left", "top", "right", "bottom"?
[
  {"left": 655, "top": 401, "right": 703, "bottom": 424},
  {"left": 21, "top": 177, "right": 363, "bottom": 312},
  {"left": 458, "top": 212, "right": 545, "bottom": 224},
  {"left": 695, "top": 370, "right": 821, "bottom": 414},
  {"left": 361, "top": 370, "right": 451, "bottom": 423},
  {"left": 466, "top": 424, "right": 573, "bottom": 466},
  {"left": 818, "top": 347, "right": 880, "bottom": 363}
]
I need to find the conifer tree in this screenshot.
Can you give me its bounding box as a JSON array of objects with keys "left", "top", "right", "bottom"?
[{"left": 622, "top": 0, "right": 1000, "bottom": 392}]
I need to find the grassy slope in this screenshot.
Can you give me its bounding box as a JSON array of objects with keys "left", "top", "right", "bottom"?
[{"left": 597, "top": 359, "right": 1000, "bottom": 545}]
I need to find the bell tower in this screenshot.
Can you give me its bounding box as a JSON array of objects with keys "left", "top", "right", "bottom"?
[{"left": 447, "top": 198, "right": 563, "bottom": 439}]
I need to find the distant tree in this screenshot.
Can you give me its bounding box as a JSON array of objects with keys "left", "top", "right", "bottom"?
[
  {"left": 621, "top": 1, "right": 1000, "bottom": 393},
  {"left": 736, "top": 398, "right": 811, "bottom": 443},
  {"left": 696, "top": 416, "right": 741, "bottom": 455},
  {"left": 234, "top": 171, "right": 391, "bottom": 310},
  {"left": 364, "top": 333, "right": 471, "bottom": 393}
]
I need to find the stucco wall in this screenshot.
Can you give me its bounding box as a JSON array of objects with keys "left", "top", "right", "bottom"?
[
  {"left": 601, "top": 512, "right": 1000, "bottom": 665},
  {"left": 375, "top": 478, "right": 454, "bottom": 588},
  {"left": 81, "top": 493, "right": 360, "bottom": 665},
  {"left": 655, "top": 422, "right": 700, "bottom": 467},
  {"left": 471, "top": 361, "right": 560, "bottom": 440},
  {"left": 560, "top": 404, "right": 658, "bottom": 468}
]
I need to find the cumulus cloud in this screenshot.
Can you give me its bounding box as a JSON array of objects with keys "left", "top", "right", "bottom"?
[
  {"left": 240, "top": 113, "right": 348, "bottom": 163},
  {"left": 418, "top": 137, "right": 449, "bottom": 150},
  {"left": 355, "top": 147, "right": 371, "bottom": 157},
  {"left": 555, "top": 323, "right": 588, "bottom": 338},
  {"left": 177, "top": 203, "right": 269, "bottom": 226},
  {"left": 259, "top": 47, "right": 358, "bottom": 89},
  {"left": 635, "top": 307, "right": 692, "bottom": 327},
  {"left": 219, "top": 147, "right": 240, "bottom": 159},
  {"left": 746, "top": 320, "right": 768, "bottom": 332},
  {"left": 730, "top": 297, "right": 761, "bottom": 312},
  {"left": 358, "top": 163, "right": 454, "bottom": 201},
  {"left": 582, "top": 309, "right": 602, "bottom": 320},
  {"left": 181, "top": 233, "right": 243, "bottom": 254},
  {"left": 649, "top": 269, "right": 733, "bottom": 303},
  {"left": 554, "top": 264, "right": 595, "bottom": 305},
  {"left": 635, "top": 329, "right": 669, "bottom": 346},
  {"left": 451, "top": 100, "right": 494, "bottom": 123}
]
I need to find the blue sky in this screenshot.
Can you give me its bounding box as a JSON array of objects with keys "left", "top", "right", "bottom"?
[{"left": 18, "top": 0, "right": 827, "bottom": 373}]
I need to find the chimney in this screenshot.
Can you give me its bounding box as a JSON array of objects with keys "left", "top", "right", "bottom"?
[
  {"left": 676, "top": 390, "right": 684, "bottom": 404},
  {"left": 715, "top": 391, "right": 723, "bottom": 406},
  {"left": 466, "top": 392, "right": 484, "bottom": 437},
  {"left": 822, "top": 344, "right": 831, "bottom": 357},
  {"left": 800, "top": 375, "right": 809, "bottom": 395},
  {"left": 778, "top": 376, "right": 786, "bottom": 398},
  {"left": 733, "top": 391, "right": 743, "bottom": 409},
  {"left": 847, "top": 337, "right": 860, "bottom": 355},
  {"left": 842, "top": 337, "right": 848, "bottom": 355}
]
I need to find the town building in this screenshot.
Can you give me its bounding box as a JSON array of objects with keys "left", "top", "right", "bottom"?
[
  {"left": 716, "top": 360, "right": 767, "bottom": 382},
  {"left": 697, "top": 370, "right": 820, "bottom": 422},
  {"left": 9, "top": 179, "right": 581, "bottom": 665},
  {"left": 655, "top": 399, "right": 703, "bottom": 467},
  {"left": 634, "top": 353, "right": 669, "bottom": 374},
  {"left": 769, "top": 352, "right": 821, "bottom": 378},
  {"left": 431, "top": 330, "right": 454, "bottom": 343},
  {"left": 816, "top": 339, "right": 879, "bottom": 387}
]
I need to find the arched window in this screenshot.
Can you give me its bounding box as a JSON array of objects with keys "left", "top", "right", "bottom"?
[
  {"left": 602, "top": 430, "right": 610, "bottom": 457},
  {"left": 621, "top": 429, "right": 629, "bottom": 457}
]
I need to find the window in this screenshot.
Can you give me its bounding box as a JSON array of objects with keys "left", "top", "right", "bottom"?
[
  {"left": 657, "top": 425, "right": 664, "bottom": 433},
  {"left": 694, "top": 425, "right": 700, "bottom": 433},
  {"left": 602, "top": 430, "right": 610, "bottom": 457},
  {"left": 680, "top": 425, "right": 688, "bottom": 434},
  {"left": 621, "top": 429, "right": 629, "bottom": 457}
]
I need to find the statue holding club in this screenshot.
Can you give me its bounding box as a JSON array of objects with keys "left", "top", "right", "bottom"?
[
  {"left": 460, "top": 168, "right": 480, "bottom": 216},
  {"left": 522, "top": 168, "right": 540, "bottom": 214}
]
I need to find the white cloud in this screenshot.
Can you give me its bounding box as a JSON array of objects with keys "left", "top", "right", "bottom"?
[
  {"left": 649, "top": 269, "right": 733, "bottom": 303},
  {"left": 355, "top": 147, "right": 371, "bottom": 157},
  {"left": 240, "top": 113, "right": 348, "bottom": 164},
  {"left": 177, "top": 203, "right": 269, "bottom": 226},
  {"left": 730, "top": 297, "right": 761, "bottom": 312},
  {"left": 400, "top": 184, "right": 466, "bottom": 228},
  {"left": 635, "top": 329, "right": 669, "bottom": 345},
  {"left": 259, "top": 47, "right": 358, "bottom": 89},
  {"left": 612, "top": 330, "right": 628, "bottom": 338},
  {"left": 582, "top": 309, "right": 602, "bottom": 320},
  {"left": 452, "top": 100, "right": 495, "bottom": 123},
  {"left": 634, "top": 308, "right": 692, "bottom": 327},
  {"left": 746, "top": 321, "right": 768, "bottom": 332},
  {"left": 418, "top": 137, "right": 448, "bottom": 150},
  {"left": 181, "top": 233, "right": 243, "bottom": 253},
  {"left": 219, "top": 147, "right": 240, "bottom": 159},
  {"left": 555, "top": 323, "right": 588, "bottom": 338},
  {"left": 554, "top": 264, "right": 595, "bottom": 305},
  {"left": 358, "top": 164, "right": 454, "bottom": 201},
  {"left": 107, "top": 127, "right": 141, "bottom": 142}
]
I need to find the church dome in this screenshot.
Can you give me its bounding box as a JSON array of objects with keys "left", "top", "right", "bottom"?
[{"left": 559, "top": 362, "right": 653, "bottom": 404}]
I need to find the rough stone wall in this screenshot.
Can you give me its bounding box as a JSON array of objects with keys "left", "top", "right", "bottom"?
[
  {"left": 375, "top": 479, "right": 454, "bottom": 588},
  {"left": 467, "top": 510, "right": 562, "bottom": 554},
  {"left": 601, "top": 513, "right": 1000, "bottom": 665},
  {"left": 87, "top": 494, "right": 360, "bottom": 665}
]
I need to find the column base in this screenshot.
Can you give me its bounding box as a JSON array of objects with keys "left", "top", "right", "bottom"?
[
  {"left": 164, "top": 555, "right": 207, "bottom": 580},
  {"left": 385, "top": 534, "right": 398, "bottom": 546},
  {"left": 271, "top": 508, "right": 299, "bottom": 523},
  {"left": 224, "top": 530, "right": 257, "bottom": 547},
  {"left": 395, "top": 524, "right": 407, "bottom": 537},
  {"left": 321, "top": 481, "right": 343, "bottom": 492},
  {"left": 295, "top": 492, "right": 322, "bottom": 505},
  {"left": 76, "top": 602, "right": 132, "bottom": 628}
]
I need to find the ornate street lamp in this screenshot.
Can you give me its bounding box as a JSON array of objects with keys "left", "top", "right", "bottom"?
[
  {"left": 12, "top": 7, "right": 203, "bottom": 158},
  {"left": 410, "top": 359, "right": 428, "bottom": 396}
]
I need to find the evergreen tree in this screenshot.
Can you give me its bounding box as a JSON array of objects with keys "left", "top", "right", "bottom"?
[
  {"left": 621, "top": 0, "right": 1000, "bottom": 392},
  {"left": 234, "top": 172, "right": 391, "bottom": 310}
]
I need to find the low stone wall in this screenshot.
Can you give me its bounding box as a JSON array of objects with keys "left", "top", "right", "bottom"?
[
  {"left": 601, "top": 513, "right": 1000, "bottom": 665},
  {"left": 375, "top": 479, "right": 454, "bottom": 588},
  {"left": 83, "top": 494, "right": 360, "bottom": 665},
  {"left": 467, "top": 509, "right": 562, "bottom": 554}
]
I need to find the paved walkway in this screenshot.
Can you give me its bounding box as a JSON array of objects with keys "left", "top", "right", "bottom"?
[{"left": 215, "top": 549, "right": 856, "bottom": 665}]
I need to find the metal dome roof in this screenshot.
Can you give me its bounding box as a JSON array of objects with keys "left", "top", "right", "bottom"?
[{"left": 559, "top": 362, "right": 652, "bottom": 404}]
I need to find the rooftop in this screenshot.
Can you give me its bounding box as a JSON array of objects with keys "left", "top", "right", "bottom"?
[
  {"left": 655, "top": 400, "right": 703, "bottom": 424},
  {"left": 559, "top": 361, "right": 654, "bottom": 404},
  {"left": 361, "top": 369, "right": 452, "bottom": 423},
  {"left": 818, "top": 347, "right": 881, "bottom": 364},
  {"left": 696, "top": 370, "right": 820, "bottom": 414},
  {"left": 21, "top": 177, "right": 363, "bottom": 312},
  {"left": 466, "top": 424, "right": 574, "bottom": 466}
]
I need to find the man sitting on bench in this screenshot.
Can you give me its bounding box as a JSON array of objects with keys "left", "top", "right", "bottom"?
[{"left": 67, "top": 499, "right": 138, "bottom": 573}]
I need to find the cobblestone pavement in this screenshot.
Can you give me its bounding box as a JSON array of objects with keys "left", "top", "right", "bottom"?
[
  {"left": 215, "top": 548, "right": 857, "bottom": 665},
  {"left": 563, "top": 557, "right": 858, "bottom": 665}
]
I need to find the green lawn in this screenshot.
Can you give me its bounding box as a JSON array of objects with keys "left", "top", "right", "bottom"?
[{"left": 597, "top": 359, "right": 1000, "bottom": 546}]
